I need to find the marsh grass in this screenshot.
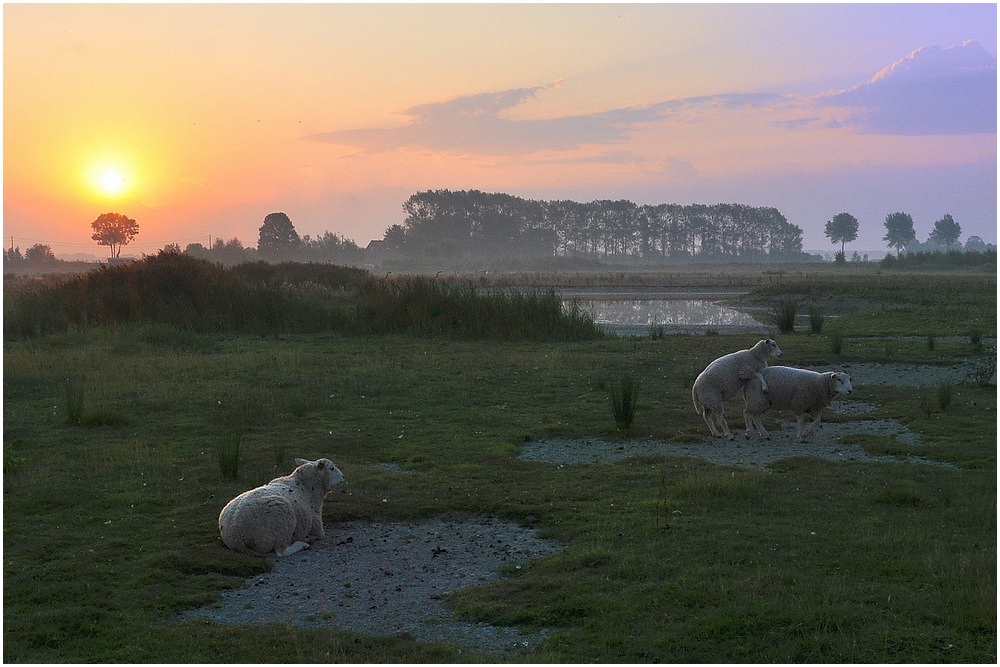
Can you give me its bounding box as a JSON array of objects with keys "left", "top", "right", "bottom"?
[
  {"left": 609, "top": 372, "right": 639, "bottom": 431},
  {"left": 2, "top": 267, "right": 996, "bottom": 663},
  {"left": 770, "top": 299, "right": 798, "bottom": 333},
  {"left": 217, "top": 428, "right": 243, "bottom": 480},
  {"left": 65, "top": 381, "right": 84, "bottom": 426},
  {"left": 807, "top": 305, "right": 824, "bottom": 334}
]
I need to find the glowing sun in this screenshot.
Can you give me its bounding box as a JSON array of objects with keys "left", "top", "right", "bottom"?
[{"left": 99, "top": 170, "right": 126, "bottom": 195}]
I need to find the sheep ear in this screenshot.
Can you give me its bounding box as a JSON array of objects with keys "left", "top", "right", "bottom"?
[
  {"left": 295, "top": 457, "right": 308, "bottom": 466},
  {"left": 316, "top": 460, "right": 327, "bottom": 470}
]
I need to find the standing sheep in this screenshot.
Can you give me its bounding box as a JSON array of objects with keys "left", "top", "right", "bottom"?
[
  {"left": 692, "top": 339, "right": 782, "bottom": 440},
  {"left": 218, "top": 457, "right": 344, "bottom": 557},
  {"left": 743, "top": 366, "right": 853, "bottom": 442}
]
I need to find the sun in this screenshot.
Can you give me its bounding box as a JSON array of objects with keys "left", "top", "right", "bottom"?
[{"left": 99, "top": 170, "right": 127, "bottom": 195}]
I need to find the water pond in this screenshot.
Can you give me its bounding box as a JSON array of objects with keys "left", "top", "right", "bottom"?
[{"left": 559, "top": 289, "right": 768, "bottom": 336}]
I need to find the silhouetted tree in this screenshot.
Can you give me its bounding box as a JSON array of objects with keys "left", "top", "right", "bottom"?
[
  {"left": 928, "top": 214, "right": 962, "bottom": 249},
  {"left": 25, "top": 244, "right": 56, "bottom": 264},
  {"left": 883, "top": 211, "right": 916, "bottom": 256},
  {"left": 825, "top": 212, "right": 859, "bottom": 259},
  {"left": 91, "top": 212, "right": 139, "bottom": 258},
  {"left": 257, "top": 212, "right": 300, "bottom": 261}
]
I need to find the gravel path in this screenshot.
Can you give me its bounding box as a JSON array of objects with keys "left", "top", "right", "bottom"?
[
  {"left": 181, "top": 517, "right": 561, "bottom": 657},
  {"left": 182, "top": 362, "right": 978, "bottom": 654}
]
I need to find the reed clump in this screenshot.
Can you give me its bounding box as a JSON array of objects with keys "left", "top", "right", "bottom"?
[{"left": 4, "top": 252, "right": 600, "bottom": 342}]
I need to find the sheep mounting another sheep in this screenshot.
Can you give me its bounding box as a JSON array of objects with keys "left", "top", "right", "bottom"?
[
  {"left": 219, "top": 457, "right": 344, "bottom": 557},
  {"left": 692, "top": 339, "right": 782, "bottom": 440},
  {"left": 743, "top": 367, "right": 853, "bottom": 442}
]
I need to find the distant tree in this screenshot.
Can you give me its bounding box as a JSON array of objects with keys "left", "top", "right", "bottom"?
[
  {"left": 4, "top": 246, "right": 23, "bottom": 265},
  {"left": 257, "top": 212, "right": 300, "bottom": 260},
  {"left": 883, "top": 211, "right": 916, "bottom": 256},
  {"left": 91, "top": 212, "right": 139, "bottom": 258},
  {"left": 162, "top": 242, "right": 182, "bottom": 254},
  {"left": 824, "top": 212, "right": 859, "bottom": 259},
  {"left": 928, "top": 214, "right": 961, "bottom": 249},
  {"left": 25, "top": 244, "right": 56, "bottom": 264},
  {"left": 965, "top": 235, "right": 987, "bottom": 253}
]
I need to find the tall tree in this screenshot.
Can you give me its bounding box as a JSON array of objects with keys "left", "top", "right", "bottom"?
[
  {"left": 91, "top": 212, "right": 139, "bottom": 258},
  {"left": 257, "top": 212, "right": 300, "bottom": 260},
  {"left": 883, "top": 211, "right": 916, "bottom": 256},
  {"left": 928, "top": 213, "right": 961, "bottom": 249},
  {"left": 824, "top": 212, "right": 859, "bottom": 258}
]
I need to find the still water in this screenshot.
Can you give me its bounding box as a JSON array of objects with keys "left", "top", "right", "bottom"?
[{"left": 561, "top": 290, "right": 764, "bottom": 336}]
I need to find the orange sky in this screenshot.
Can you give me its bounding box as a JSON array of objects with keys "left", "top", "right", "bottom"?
[{"left": 4, "top": 4, "right": 996, "bottom": 258}]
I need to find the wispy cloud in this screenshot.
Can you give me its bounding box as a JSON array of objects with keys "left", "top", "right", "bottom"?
[
  {"left": 813, "top": 40, "right": 996, "bottom": 135},
  {"left": 307, "top": 41, "right": 995, "bottom": 159},
  {"left": 306, "top": 85, "right": 780, "bottom": 155}
]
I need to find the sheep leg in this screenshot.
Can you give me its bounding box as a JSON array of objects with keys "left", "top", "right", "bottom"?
[
  {"left": 743, "top": 410, "right": 769, "bottom": 440},
  {"left": 276, "top": 540, "right": 311, "bottom": 557},
  {"left": 701, "top": 408, "right": 722, "bottom": 438},
  {"left": 795, "top": 414, "right": 810, "bottom": 442},
  {"left": 716, "top": 412, "right": 734, "bottom": 441},
  {"left": 738, "top": 367, "right": 768, "bottom": 393},
  {"left": 800, "top": 412, "right": 823, "bottom": 439}
]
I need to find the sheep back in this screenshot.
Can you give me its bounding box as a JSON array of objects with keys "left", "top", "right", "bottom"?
[
  {"left": 744, "top": 366, "right": 838, "bottom": 415},
  {"left": 218, "top": 457, "right": 344, "bottom": 557},
  {"left": 694, "top": 339, "right": 781, "bottom": 408}
]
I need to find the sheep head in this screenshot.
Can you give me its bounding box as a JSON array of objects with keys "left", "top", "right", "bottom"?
[
  {"left": 294, "top": 457, "right": 345, "bottom": 493},
  {"left": 757, "top": 338, "right": 782, "bottom": 359},
  {"left": 829, "top": 372, "right": 853, "bottom": 396}
]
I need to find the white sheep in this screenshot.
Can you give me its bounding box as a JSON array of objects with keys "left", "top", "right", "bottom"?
[
  {"left": 692, "top": 338, "right": 782, "bottom": 440},
  {"left": 743, "top": 366, "right": 853, "bottom": 442},
  {"left": 218, "top": 457, "right": 344, "bottom": 557}
]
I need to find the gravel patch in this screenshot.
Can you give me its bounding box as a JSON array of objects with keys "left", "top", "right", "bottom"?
[
  {"left": 811, "top": 361, "right": 988, "bottom": 387},
  {"left": 181, "top": 517, "right": 561, "bottom": 657}
]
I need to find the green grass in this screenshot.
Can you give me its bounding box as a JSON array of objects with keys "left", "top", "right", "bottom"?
[{"left": 3, "top": 266, "right": 995, "bottom": 662}]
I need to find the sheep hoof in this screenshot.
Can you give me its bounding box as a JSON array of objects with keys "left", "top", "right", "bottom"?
[{"left": 277, "top": 541, "right": 311, "bottom": 557}]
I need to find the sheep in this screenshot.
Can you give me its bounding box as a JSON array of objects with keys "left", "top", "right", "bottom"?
[
  {"left": 692, "top": 339, "right": 782, "bottom": 440},
  {"left": 218, "top": 457, "right": 344, "bottom": 557},
  {"left": 742, "top": 366, "right": 853, "bottom": 442}
]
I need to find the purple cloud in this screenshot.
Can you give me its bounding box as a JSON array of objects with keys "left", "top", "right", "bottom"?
[
  {"left": 818, "top": 40, "right": 996, "bottom": 135},
  {"left": 306, "top": 85, "right": 780, "bottom": 155}
]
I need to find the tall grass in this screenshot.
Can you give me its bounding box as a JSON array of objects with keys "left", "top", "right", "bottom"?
[
  {"left": 609, "top": 372, "right": 640, "bottom": 431},
  {"left": 770, "top": 299, "right": 798, "bottom": 334},
  {"left": 4, "top": 253, "right": 600, "bottom": 341}
]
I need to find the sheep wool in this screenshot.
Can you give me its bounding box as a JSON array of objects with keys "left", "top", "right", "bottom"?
[
  {"left": 692, "top": 338, "right": 782, "bottom": 440},
  {"left": 743, "top": 366, "right": 853, "bottom": 442},
  {"left": 219, "top": 457, "right": 344, "bottom": 557}
]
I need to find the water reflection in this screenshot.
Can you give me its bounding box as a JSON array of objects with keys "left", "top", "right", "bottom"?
[{"left": 567, "top": 298, "right": 763, "bottom": 335}]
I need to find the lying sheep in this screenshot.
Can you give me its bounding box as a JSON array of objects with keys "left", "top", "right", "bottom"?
[
  {"left": 218, "top": 457, "right": 344, "bottom": 557},
  {"left": 692, "top": 339, "right": 782, "bottom": 440},
  {"left": 743, "top": 366, "right": 853, "bottom": 442}
]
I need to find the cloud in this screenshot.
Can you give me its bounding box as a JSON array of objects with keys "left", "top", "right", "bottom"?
[
  {"left": 306, "top": 84, "right": 781, "bottom": 155},
  {"left": 816, "top": 40, "right": 996, "bottom": 135}
]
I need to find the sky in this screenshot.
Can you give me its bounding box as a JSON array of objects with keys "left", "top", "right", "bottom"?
[{"left": 3, "top": 3, "right": 997, "bottom": 259}]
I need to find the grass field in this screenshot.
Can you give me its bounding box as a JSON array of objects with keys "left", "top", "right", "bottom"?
[{"left": 3, "top": 259, "right": 996, "bottom": 662}]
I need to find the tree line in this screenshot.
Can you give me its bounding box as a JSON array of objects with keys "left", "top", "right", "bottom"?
[
  {"left": 375, "top": 189, "right": 807, "bottom": 262},
  {"left": 825, "top": 210, "right": 992, "bottom": 262}
]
